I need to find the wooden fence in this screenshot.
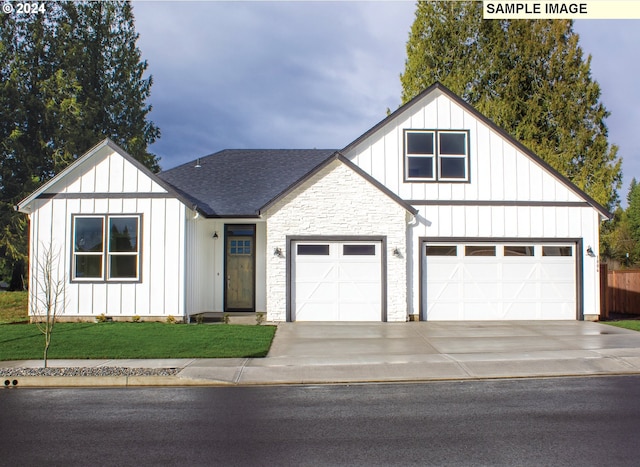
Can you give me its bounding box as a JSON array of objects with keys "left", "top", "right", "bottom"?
[{"left": 600, "top": 264, "right": 640, "bottom": 319}]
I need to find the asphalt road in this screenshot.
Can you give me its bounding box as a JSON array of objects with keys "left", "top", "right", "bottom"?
[{"left": 1, "top": 376, "right": 639, "bottom": 466}]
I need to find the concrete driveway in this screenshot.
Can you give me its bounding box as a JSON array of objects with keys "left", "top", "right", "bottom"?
[
  {"left": 248, "top": 320, "right": 640, "bottom": 383},
  {"left": 268, "top": 320, "right": 640, "bottom": 358}
]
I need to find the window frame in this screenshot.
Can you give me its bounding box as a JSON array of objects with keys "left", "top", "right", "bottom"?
[
  {"left": 71, "top": 214, "right": 142, "bottom": 283},
  {"left": 404, "top": 129, "right": 470, "bottom": 183}
]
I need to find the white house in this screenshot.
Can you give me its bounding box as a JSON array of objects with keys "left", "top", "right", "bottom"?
[{"left": 17, "top": 83, "right": 609, "bottom": 322}]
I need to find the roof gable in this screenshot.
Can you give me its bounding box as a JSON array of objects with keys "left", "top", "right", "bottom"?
[
  {"left": 341, "top": 82, "right": 611, "bottom": 219},
  {"left": 259, "top": 153, "right": 418, "bottom": 216},
  {"left": 17, "top": 139, "right": 188, "bottom": 213}
]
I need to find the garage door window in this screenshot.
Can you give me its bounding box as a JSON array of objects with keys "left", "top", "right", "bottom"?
[
  {"left": 465, "top": 245, "right": 496, "bottom": 256},
  {"left": 504, "top": 246, "right": 535, "bottom": 257},
  {"left": 425, "top": 245, "right": 457, "bottom": 256},
  {"left": 297, "top": 244, "right": 330, "bottom": 255},
  {"left": 543, "top": 246, "right": 573, "bottom": 256},
  {"left": 343, "top": 244, "right": 376, "bottom": 255}
]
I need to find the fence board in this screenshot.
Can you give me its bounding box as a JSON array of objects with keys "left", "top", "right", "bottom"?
[{"left": 606, "top": 268, "right": 640, "bottom": 317}]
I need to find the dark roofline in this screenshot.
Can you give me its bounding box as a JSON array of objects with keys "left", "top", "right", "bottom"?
[
  {"left": 340, "top": 82, "right": 612, "bottom": 220},
  {"left": 17, "top": 138, "right": 197, "bottom": 213},
  {"left": 258, "top": 152, "right": 418, "bottom": 216},
  {"left": 102, "top": 139, "right": 200, "bottom": 212}
]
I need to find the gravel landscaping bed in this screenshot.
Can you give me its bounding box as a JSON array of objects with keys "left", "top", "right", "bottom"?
[{"left": 0, "top": 367, "right": 180, "bottom": 377}]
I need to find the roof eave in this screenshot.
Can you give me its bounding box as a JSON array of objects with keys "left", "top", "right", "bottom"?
[
  {"left": 340, "top": 81, "right": 612, "bottom": 219},
  {"left": 257, "top": 151, "right": 418, "bottom": 217},
  {"left": 16, "top": 138, "right": 113, "bottom": 213},
  {"left": 257, "top": 152, "right": 339, "bottom": 214},
  {"left": 16, "top": 138, "right": 197, "bottom": 214}
]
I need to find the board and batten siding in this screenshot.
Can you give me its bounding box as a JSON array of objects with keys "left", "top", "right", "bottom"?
[
  {"left": 342, "top": 89, "right": 602, "bottom": 319},
  {"left": 343, "top": 91, "right": 585, "bottom": 204},
  {"left": 263, "top": 159, "right": 410, "bottom": 322},
  {"left": 407, "top": 205, "right": 601, "bottom": 318},
  {"left": 27, "top": 148, "right": 187, "bottom": 320},
  {"left": 184, "top": 215, "right": 267, "bottom": 316}
]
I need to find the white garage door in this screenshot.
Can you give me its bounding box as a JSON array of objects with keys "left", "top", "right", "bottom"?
[
  {"left": 423, "top": 242, "right": 577, "bottom": 320},
  {"left": 292, "top": 241, "right": 382, "bottom": 321}
]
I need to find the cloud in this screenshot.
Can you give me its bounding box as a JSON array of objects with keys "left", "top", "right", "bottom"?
[
  {"left": 133, "top": 1, "right": 415, "bottom": 168},
  {"left": 574, "top": 20, "right": 640, "bottom": 197},
  {"left": 133, "top": 1, "right": 639, "bottom": 205}
]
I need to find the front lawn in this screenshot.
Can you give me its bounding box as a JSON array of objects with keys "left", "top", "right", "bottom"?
[
  {"left": 0, "top": 322, "right": 276, "bottom": 360},
  {"left": 603, "top": 320, "right": 640, "bottom": 332},
  {"left": 0, "top": 291, "right": 28, "bottom": 324}
]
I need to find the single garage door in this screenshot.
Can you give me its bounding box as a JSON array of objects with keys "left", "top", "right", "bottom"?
[
  {"left": 292, "top": 241, "right": 382, "bottom": 321},
  {"left": 422, "top": 242, "right": 577, "bottom": 320}
]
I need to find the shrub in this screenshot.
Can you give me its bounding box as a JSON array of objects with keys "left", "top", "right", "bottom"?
[
  {"left": 255, "top": 312, "right": 265, "bottom": 325},
  {"left": 96, "top": 313, "right": 107, "bottom": 323},
  {"left": 132, "top": 315, "right": 141, "bottom": 323},
  {"left": 166, "top": 315, "right": 176, "bottom": 324}
]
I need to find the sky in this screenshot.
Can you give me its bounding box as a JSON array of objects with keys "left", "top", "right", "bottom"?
[{"left": 131, "top": 1, "right": 640, "bottom": 205}]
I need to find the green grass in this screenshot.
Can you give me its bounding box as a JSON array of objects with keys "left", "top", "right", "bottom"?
[
  {"left": 603, "top": 320, "right": 640, "bottom": 332},
  {"left": 0, "top": 291, "right": 28, "bottom": 324},
  {"left": 0, "top": 322, "right": 276, "bottom": 360}
]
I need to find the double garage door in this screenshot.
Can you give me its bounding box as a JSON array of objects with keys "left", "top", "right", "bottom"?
[
  {"left": 291, "top": 239, "right": 578, "bottom": 321},
  {"left": 292, "top": 241, "right": 382, "bottom": 321},
  {"left": 422, "top": 241, "right": 578, "bottom": 320}
]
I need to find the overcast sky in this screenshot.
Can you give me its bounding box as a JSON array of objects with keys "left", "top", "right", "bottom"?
[{"left": 131, "top": 1, "right": 640, "bottom": 204}]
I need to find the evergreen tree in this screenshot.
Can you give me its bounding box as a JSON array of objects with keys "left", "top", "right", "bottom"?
[
  {"left": 626, "top": 179, "right": 640, "bottom": 252},
  {"left": 0, "top": 1, "right": 159, "bottom": 286},
  {"left": 401, "top": 1, "right": 621, "bottom": 210},
  {"left": 601, "top": 179, "right": 640, "bottom": 267}
]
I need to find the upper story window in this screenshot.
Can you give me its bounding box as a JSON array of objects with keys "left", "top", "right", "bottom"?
[
  {"left": 72, "top": 214, "right": 141, "bottom": 282},
  {"left": 404, "top": 130, "right": 469, "bottom": 182}
]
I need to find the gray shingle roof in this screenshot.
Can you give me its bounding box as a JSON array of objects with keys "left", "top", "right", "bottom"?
[{"left": 157, "top": 149, "right": 336, "bottom": 217}]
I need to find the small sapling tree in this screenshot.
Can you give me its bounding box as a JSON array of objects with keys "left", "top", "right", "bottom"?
[{"left": 30, "top": 243, "right": 66, "bottom": 367}]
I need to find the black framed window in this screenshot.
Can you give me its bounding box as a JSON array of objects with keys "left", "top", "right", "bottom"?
[
  {"left": 405, "top": 130, "right": 469, "bottom": 182},
  {"left": 73, "top": 215, "right": 141, "bottom": 281}
]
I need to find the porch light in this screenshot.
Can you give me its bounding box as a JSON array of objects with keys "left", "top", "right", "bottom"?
[{"left": 274, "top": 247, "right": 283, "bottom": 258}]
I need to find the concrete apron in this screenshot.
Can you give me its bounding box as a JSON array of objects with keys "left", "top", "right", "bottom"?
[
  {"left": 179, "top": 321, "right": 640, "bottom": 385},
  {"left": 4, "top": 321, "right": 640, "bottom": 387}
]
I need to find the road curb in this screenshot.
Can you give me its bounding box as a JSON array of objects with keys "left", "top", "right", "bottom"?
[
  {"left": 4, "top": 371, "right": 640, "bottom": 388},
  {"left": 1, "top": 376, "right": 233, "bottom": 388}
]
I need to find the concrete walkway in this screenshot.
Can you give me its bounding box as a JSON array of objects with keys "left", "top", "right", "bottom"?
[{"left": 3, "top": 321, "right": 640, "bottom": 387}]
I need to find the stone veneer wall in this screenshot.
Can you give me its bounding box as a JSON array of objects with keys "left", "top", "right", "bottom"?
[{"left": 263, "top": 159, "right": 410, "bottom": 322}]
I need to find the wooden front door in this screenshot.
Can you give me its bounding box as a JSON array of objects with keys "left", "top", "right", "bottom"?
[{"left": 224, "top": 225, "right": 255, "bottom": 311}]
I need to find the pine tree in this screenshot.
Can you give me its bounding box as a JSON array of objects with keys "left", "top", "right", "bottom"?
[
  {"left": 400, "top": 1, "right": 621, "bottom": 210},
  {"left": 626, "top": 179, "right": 640, "bottom": 249},
  {"left": 59, "top": 1, "right": 160, "bottom": 170},
  {"left": 602, "top": 179, "right": 640, "bottom": 267},
  {"left": 0, "top": 1, "right": 159, "bottom": 285}
]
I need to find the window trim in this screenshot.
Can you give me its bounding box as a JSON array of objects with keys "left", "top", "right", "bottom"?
[
  {"left": 71, "top": 214, "right": 142, "bottom": 283},
  {"left": 404, "top": 129, "right": 470, "bottom": 183}
]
